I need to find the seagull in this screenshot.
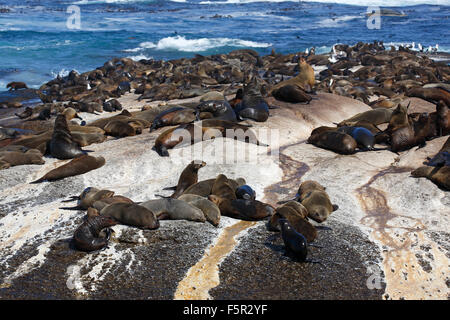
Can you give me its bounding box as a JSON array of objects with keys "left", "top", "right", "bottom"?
[
  {"left": 305, "top": 48, "right": 309, "bottom": 55},
  {"left": 418, "top": 43, "right": 423, "bottom": 52}
]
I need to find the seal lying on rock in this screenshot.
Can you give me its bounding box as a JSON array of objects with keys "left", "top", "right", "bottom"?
[
  {"left": 208, "top": 195, "right": 274, "bottom": 221},
  {"left": 177, "top": 194, "right": 221, "bottom": 227},
  {"left": 0, "top": 148, "right": 45, "bottom": 169},
  {"left": 153, "top": 120, "right": 267, "bottom": 157},
  {"left": 298, "top": 180, "right": 338, "bottom": 223},
  {"left": 271, "top": 84, "right": 312, "bottom": 104},
  {"left": 73, "top": 215, "right": 117, "bottom": 252},
  {"left": 92, "top": 203, "right": 159, "bottom": 230},
  {"left": 181, "top": 177, "right": 246, "bottom": 197},
  {"left": 337, "top": 126, "right": 376, "bottom": 150},
  {"left": 150, "top": 107, "right": 196, "bottom": 132},
  {"left": 140, "top": 198, "right": 206, "bottom": 222},
  {"left": 308, "top": 130, "right": 357, "bottom": 155},
  {"left": 195, "top": 100, "right": 237, "bottom": 122},
  {"left": 31, "top": 155, "right": 105, "bottom": 183},
  {"left": 411, "top": 166, "right": 450, "bottom": 190}
]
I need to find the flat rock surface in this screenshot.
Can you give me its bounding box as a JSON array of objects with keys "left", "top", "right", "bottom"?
[{"left": 0, "top": 92, "right": 448, "bottom": 300}]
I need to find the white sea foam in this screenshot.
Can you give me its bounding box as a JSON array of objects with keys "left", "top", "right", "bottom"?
[
  {"left": 126, "top": 36, "right": 271, "bottom": 53},
  {"left": 127, "top": 54, "right": 153, "bottom": 61}
]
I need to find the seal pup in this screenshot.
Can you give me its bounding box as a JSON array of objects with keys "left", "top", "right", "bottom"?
[
  {"left": 73, "top": 215, "right": 117, "bottom": 252},
  {"left": 278, "top": 218, "right": 311, "bottom": 262},
  {"left": 49, "top": 114, "right": 87, "bottom": 160},
  {"left": 163, "top": 160, "right": 206, "bottom": 198},
  {"left": 31, "top": 155, "right": 105, "bottom": 183},
  {"left": 95, "top": 203, "right": 159, "bottom": 230},
  {"left": 140, "top": 198, "right": 206, "bottom": 222}
]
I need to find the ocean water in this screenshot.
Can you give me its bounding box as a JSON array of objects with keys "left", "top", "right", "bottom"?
[{"left": 0, "top": 0, "right": 449, "bottom": 91}]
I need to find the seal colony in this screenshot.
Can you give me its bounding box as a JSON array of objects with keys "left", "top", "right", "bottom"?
[{"left": 0, "top": 41, "right": 449, "bottom": 299}]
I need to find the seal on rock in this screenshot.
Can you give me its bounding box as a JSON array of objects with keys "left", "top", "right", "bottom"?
[
  {"left": 308, "top": 130, "right": 357, "bottom": 155},
  {"left": 31, "top": 155, "right": 105, "bottom": 183},
  {"left": 140, "top": 198, "right": 206, "bottom": 222},
  {"left": 163, "top": 160, "right": 206, "bottom": 198},
  {"left": 73, "top": 215, "right": 117, "bottom": 252},
  {"left": 95, "top": 203, "right": 159, "bottom": 230},
  {"left": 49, "top": 114, "right": 87, "bottom": 160}
]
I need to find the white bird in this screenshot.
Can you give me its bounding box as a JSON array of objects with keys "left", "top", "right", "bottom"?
[
  {"left": 411, "top": 42, "right": 415, "bottom": 50},
  {"left": 305, "top": 48, "right": 309, "bottom": 55},
  {"left": 87, "top": 83, "right": 91, "bottom": 90},
  {"left": 418, "top": 43, "right": 423, "bottom": 52}
]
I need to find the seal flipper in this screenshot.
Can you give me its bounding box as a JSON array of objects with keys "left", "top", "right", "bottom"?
[
  {"left": 154, "top": 194, "right": 171, "bottom": 199},
  {"left": 162, "top": 186, "right": 177, "bottom": 191}
]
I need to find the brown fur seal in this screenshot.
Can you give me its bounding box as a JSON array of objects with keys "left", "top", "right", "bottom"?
[
  {"left": 140, "top": 198, "right": 206, "bottom": 222},
  {"left": 7, "top": 81, "right": 28, "bottom": 91},
  {"left": 308, "top": 130, "right": 357, "bottom": 154},
  {"left": 72, "top": 187, "right": 115, "bottom": 210},
  {"left": 234, "top": 77, "right": 270, "bottom": 122},
  {"left": 436, "top": 100, "right": 449, "bottom": 136},
  {"left": 278, "top": 218, "right": 308, "bottom": 262},
  {"left": 49, "top": 114, "right": 87, "bottom": 160},
  {"left": 208, "top": 195, "right": 274, "bottom": 221},
  {"left": 177, "top": 194, "right": 221, "bottom": 227},
  {"left": 299, "top": 181, "right": 338, "bottom": 223},
  {"left": 150, "top": 107, "right": 196, "bottom": 132},
  {"left": 411, "top": 166, "right": 450, "bottom": 190},
  {"left": 73, "top": 215, "right": 117, "bottom": 252},
  {"left": 95, "top": 203, "right": 159, "bottom": 230},
  {"left": 163, "top": 160, "right": 206, "bottom": 198},
  {"left": 103, "top": 120, "right": 137, "bottom": 137},
  {"left": 338, "top": 108, "right": 394, "bottom": 127},
  {"left": 31, "top": 155, "right": 105, "bottom": 183},
  {"left": 268, "top": 201, "right": 317, "bottom": 243},
  {"left": 270, "top": 57, "right": 315, "bottom": 93},
  {"left": 406, "top": 87, "right": 450, "bottom": 106},
  {"left": 91, "top": 196, "right": 134, "bottom": 211},
  {"left": 195, "top": 100, "right": 237, "bottom": 122},
  {"left": 0, "top": 148, "right": 44, "bottom": 169},
  {"left": 153, "top": 121, "right": 267, "bottom": 157},
  {"left": 271, "top": 84, "right": 312, "bottom": 104},
  {"left": 181, "top": 177, "right": 246, "bottom": 197}
]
